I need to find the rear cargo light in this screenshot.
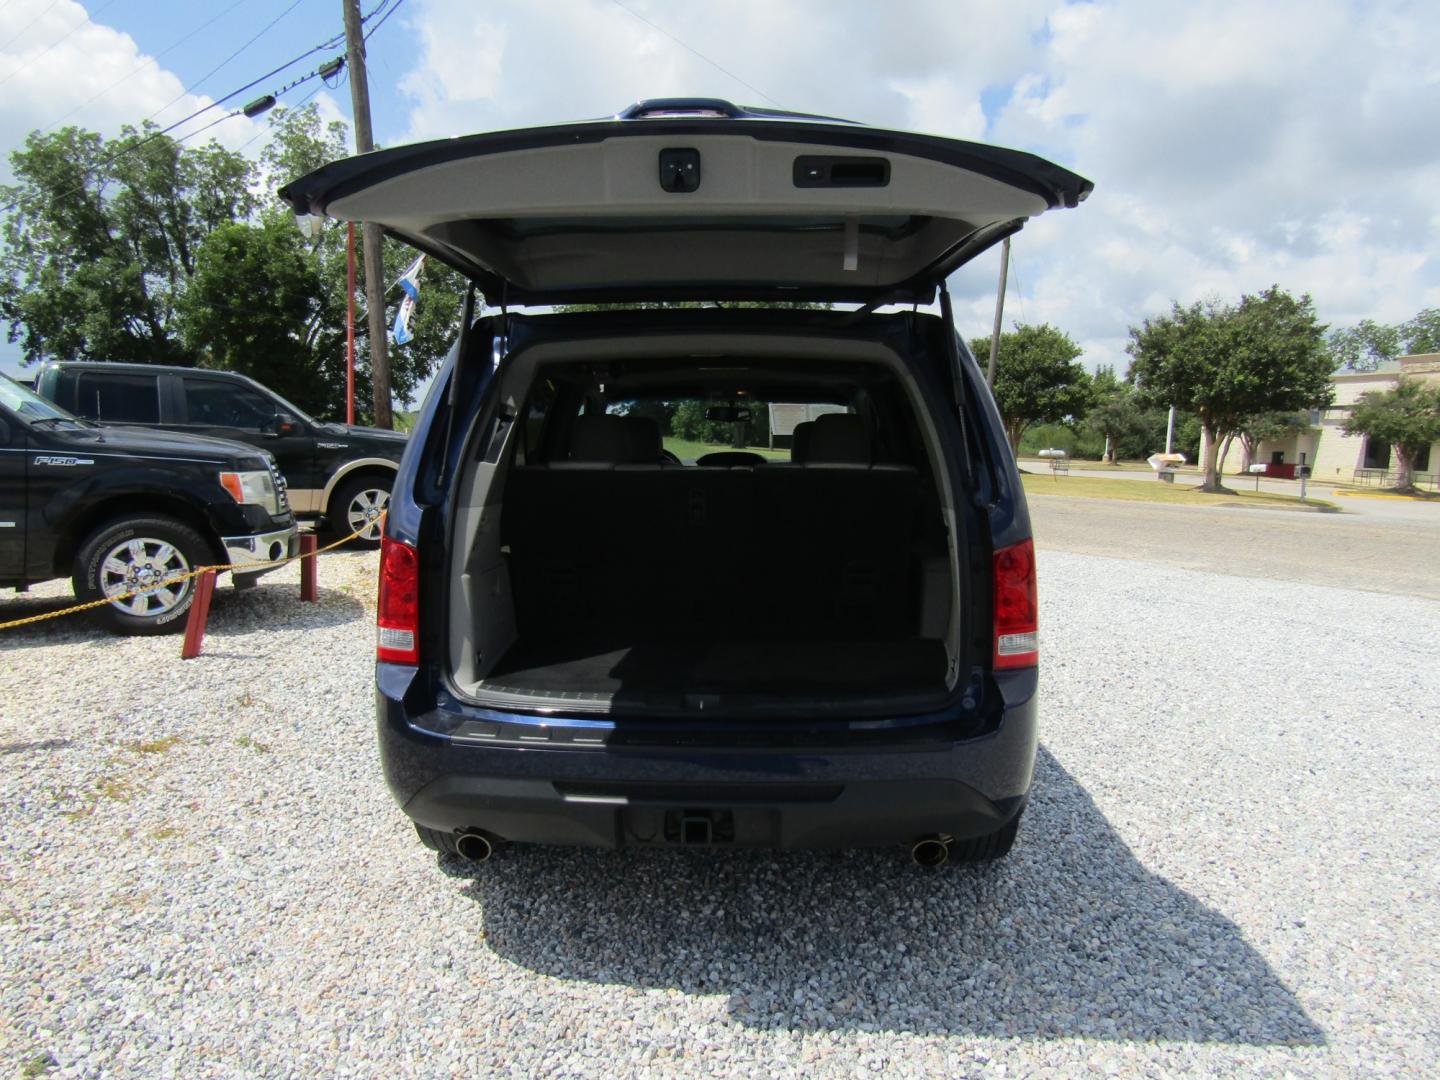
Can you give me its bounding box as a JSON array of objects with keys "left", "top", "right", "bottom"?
[
  {"left": 993, "top": 538, "right": 1038, "bottom": 669},
  {"left": 377, "top": 536, "right": 419, "bottom": 664}
]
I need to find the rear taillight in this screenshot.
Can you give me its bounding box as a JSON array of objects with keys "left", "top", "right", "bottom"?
[
  {"left": 993, "top": 538, "right": 1038, "bottom": 669},
  {"left": 377, "top": 536, "right": 419, "bottom": 664}
]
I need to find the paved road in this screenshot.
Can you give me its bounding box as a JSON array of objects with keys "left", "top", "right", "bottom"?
[{"left": 1029, "top": 494, "right": 1440, "bottom": 599}]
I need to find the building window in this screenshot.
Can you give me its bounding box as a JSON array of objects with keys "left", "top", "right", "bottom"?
[{"left": 1362, "top": 437, "right": 1391, "bottom": 470}]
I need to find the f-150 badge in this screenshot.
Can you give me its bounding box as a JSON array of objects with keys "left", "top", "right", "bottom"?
[{"left": 33, "top": 456, "right": 93, "bottom": 466}]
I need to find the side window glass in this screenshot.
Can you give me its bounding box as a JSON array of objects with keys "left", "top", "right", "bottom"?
[
  {"left": 76, "top": 373, "right": 160, "bottom": 423},
  {"left": 184, "top": 380, "right": 276, "bottom": 431}
]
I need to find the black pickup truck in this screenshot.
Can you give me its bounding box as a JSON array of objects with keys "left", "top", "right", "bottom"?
[
  {"left": 1, "top": 374, "right": 298, "bottom": 634},
  {"left": 35, "top": 362, "right": 407, "bottom": 546}
]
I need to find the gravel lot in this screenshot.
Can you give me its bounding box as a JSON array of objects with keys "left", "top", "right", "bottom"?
[{"left": 2, "top": 540, "right": 1438, "bottom": 1077}]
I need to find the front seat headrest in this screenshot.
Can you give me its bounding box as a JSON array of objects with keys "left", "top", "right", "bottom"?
[
  {"left": 568, "top": 414, "right": 632, "bottom": 463},
  {"left": 790, "top": 421, "right": 814, "bottom": 462},
  {"left": 622, "top": 416, "right": 664, "bottom": 463}
]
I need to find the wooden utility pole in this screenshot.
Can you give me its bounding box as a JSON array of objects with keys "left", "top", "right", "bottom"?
[
  {"left": 342, "top": 0, "right": 393, "bottom": 428},
  {"left": 985, "top": 236, "right": 1011, "bottom": 389}
]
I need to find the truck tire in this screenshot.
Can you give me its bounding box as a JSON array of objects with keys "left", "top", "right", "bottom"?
[
  {"left": 328, "top": 474, "right": 390, "bottom": 549},
  {"left": 73, "top": 515, "right": 210, "bottom": 635}
]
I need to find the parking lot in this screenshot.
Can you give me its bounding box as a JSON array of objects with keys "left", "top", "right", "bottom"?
[{"left": 2, "top": 501, "right": 1438, "bottom": 1077}]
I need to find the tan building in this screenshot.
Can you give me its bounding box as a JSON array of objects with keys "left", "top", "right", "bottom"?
[{"left": 1217, "top": 352, "right": 1440, "bottom": 485}]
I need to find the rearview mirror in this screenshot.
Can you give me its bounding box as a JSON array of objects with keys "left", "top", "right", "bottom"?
[{"left": 704, "top": 405, "right": 751, "bottom": 423}]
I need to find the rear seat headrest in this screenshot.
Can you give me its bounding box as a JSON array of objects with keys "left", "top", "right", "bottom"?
[
  {"left": 568, "top": 414, "right": 632, "bottom": 463},
  {"left": 805, "top": 413, "right": 870, "bottom": 466}
]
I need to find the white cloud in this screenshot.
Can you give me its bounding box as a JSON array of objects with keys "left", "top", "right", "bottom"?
[
  {"left": 0, "top": 0, "right": 261, "bottom": 180},
  {"left": 7, "top": 0, "right": 1437, "bottom": 381},
  {"left": 969, "top": 0, "right": 1440, "bottom": 368},
  {"left": 381, "top": 0, "right": 1440, "bottom": 374}
]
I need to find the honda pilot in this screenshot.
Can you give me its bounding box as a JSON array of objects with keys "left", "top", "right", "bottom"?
[{"left": 280, "top": 99, "right": 1091, "bottom": 865}]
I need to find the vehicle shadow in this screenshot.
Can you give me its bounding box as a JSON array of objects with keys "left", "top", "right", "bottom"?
[{"left": 443, "top": 747, "right": 1324, "bottom": 1044}]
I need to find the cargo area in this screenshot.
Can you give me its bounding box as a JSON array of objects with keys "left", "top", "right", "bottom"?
[{"left": 445, "top": 336, "right": 967, "bottom": 715}]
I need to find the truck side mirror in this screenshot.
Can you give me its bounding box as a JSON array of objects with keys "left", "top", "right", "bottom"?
[{"left": 275, "top": 413, "right": 297, "bottom": 435}]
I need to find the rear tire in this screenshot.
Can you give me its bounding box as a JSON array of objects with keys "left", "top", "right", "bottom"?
[
  {"left": 327, "top": 474, "right": 391, "bottom": 549},
  {"left": 949, "top": 813, "right": 1021, "bottom": 864},
  {"left": 415, "top": 824, "right": 455, "bottom": 854},
  {"left": 73, "top": 515, "right": 210, "bottom": 635}
]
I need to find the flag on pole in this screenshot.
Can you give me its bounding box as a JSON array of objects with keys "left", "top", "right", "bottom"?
[{"left": 392, "top": 254, "right": 427, "bottom": 345}]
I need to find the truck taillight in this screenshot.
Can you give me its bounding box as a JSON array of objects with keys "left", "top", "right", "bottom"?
[
  {"left": 993, "top": 538, "right": 1038, "bottom": 669},
  {"left": 377, "top": 536, "right": 419, "bottom": 664}
]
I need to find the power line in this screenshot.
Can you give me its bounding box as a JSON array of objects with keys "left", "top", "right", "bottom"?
[
  {"left": 147, "top": 0, "right": 309, "bottom": 126},
  {"left": 364, "top": 0, "right": 407, "bottom": 41},
  {"left": 140, "top": 0, "right": 392, "bottom": 131},
  {"left": 607, "top": 0, "right": 781, "bottom": 107},
  {"left": 233, "top": 79, "right": 327, "bottom": 156},
  {"left": 0, "top": 0, "right": 62, "bottom": 54},
  {"left": 0, "top": 59, "right": 340, "bottom": 216},
  {"left": 0, "top": 0, "right": 120, "bottom": 90},
  {"left": 3, "top": 0, "right": 404, "bottom": 216},
  {"left": 42, "top": 0, "right": 249, "bottom": 133}
]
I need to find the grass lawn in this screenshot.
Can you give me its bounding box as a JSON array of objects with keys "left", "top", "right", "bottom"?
[
  {"left": 1021, "top": 474, "right": 1339, "bottom": 512},
  {"left": 663, "top": 438, "right": 791, "bottom": 462}
]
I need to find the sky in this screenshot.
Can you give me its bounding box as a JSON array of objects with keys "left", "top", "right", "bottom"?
[{"left": 2, "top": 0, "right": 1438, "bottom": 387}]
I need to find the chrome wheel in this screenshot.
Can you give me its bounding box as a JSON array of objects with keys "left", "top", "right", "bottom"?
[
  {"left": 98, "top": 536, "right": 193, "bottom": 617},
  {"left": 345, "top": 487, "right": 389, "bottom": 541}
]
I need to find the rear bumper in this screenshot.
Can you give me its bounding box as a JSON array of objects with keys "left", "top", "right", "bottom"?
[
  {"left": 377, "top": 667, "right": 1039, "bottom": 850},
  {"left": 221, "top": 523, "right": 299, "bottom": 576}
]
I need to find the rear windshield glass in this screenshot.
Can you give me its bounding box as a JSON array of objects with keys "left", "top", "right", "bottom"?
[
  {"left": 510, "top": 354, "right": 927, "bottom": 469},
  {"left": 603, "top": 397, "right": 849, "bottom": 462}
]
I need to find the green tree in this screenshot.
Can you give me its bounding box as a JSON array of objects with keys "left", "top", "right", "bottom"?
[
  {"left": 176, "top": 217, "right": 339, "bottom": 417},
  {"left": 971, "top": 323, "right": 1091, "bottom": 454},
  {"left": 1342, "top": 379, "right": 1440, "bottom": 491},
  {"left": 253, "top": 105, "right": 466, "bottom": 420},
  {"left": 1232, "top": 410, "right": 1310, "bottom": 473},
  {"left": 1327, "top": 307, "right": 1440, "bottom": 371},
  {"left": 1083, "top": 365, "right": 1151, "bottom": 462},
  {"left": 1401, "top": 308, "right": 1440, "bottom": 355},
  {"left": 0, "top": 124, "right": 256, "bottom": 365},
  {"left": 1327, "top": 318, "right": 1402, "bottom": 372},
  {"left": 1127, "top": 286, "right": 1332, "bottom": 492},
  {"left": 671, "top": 399, "right": 730, "bottom": 443}
]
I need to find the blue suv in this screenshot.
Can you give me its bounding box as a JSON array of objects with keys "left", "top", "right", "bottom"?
[{"left": 280, "top": 99, "right": 1090, "bottom": 865}]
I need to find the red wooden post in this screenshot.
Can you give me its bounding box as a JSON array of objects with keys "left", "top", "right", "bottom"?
[
  {"left": 299, "top": 533, "right": 319, "bottom": 602},
  {"left": 180, "top": 569, "right": 217, "bottom": 660}
]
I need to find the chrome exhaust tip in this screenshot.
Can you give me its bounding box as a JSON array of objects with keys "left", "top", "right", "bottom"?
[
  {"left": 455, "top": 832, "right": 494, "bottom": 862},
  {"left": 910, "top": 836, "right": 950, "bottom": 867}
]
